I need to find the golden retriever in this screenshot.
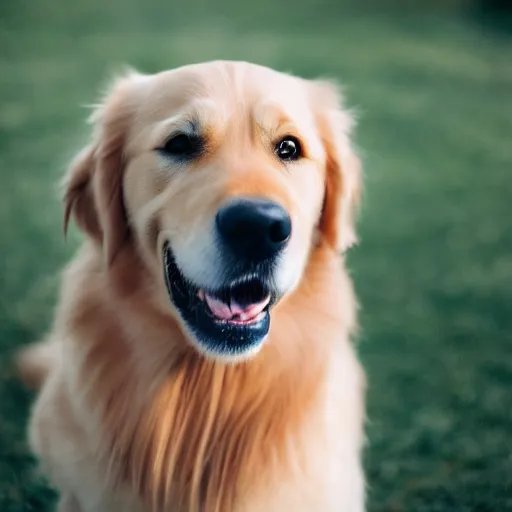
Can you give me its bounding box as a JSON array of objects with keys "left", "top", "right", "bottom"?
[{"left": 18, "top": 60, "right": 366, "bottom": 512}]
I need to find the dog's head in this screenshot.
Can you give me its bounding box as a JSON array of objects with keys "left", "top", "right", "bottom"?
[{"left": 64, "top": 61, "right": 361, "bottom": 362}]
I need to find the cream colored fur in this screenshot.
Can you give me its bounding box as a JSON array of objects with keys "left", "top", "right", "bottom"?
[{"left": 18, "top": 61, "right": 366, "bottom": 512}]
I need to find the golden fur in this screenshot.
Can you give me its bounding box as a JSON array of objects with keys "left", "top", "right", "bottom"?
[{"left": 19, "top": 61, "right": 366, "bottom": 511}]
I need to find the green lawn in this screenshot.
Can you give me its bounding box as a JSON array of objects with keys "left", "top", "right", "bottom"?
[{"left": 1, "top": 1, "right": 512, "bottom": 510}]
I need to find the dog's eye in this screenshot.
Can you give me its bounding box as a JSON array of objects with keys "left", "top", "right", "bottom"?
[
  {"left": 275, "top": 136, "right": 302, "bottom": 161},
  {"left": 160, "top": 133, "right": 203, "bottom": 159}
]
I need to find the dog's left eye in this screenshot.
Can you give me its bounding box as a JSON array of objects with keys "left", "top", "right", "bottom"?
[
  {"left": 275, "top": 136, "right": 302, "bottom": 161},
  {"left": 159, "top": 133, "right": 204, "bottom": 159}
]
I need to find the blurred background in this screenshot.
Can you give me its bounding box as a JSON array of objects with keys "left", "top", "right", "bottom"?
[{"left": 1, "top": 0, "right": 511, "bottom": 510}]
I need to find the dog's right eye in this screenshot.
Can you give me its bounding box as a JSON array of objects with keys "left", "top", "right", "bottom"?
[{"left": 159, "top": 133, "right": 204, "bottom": 159}]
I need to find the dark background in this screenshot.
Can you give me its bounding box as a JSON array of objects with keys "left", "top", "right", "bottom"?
[{"left": 1, "top": 0, "right": 511, "bottom": 510}]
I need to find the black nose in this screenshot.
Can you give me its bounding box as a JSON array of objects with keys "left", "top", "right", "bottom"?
[{"left": 216, "top": 198, "right": 292, "bottom": 261}]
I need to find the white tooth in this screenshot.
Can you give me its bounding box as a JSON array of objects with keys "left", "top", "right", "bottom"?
[{"left": 197, "top": 289, "right": 205, "bottom": 301}]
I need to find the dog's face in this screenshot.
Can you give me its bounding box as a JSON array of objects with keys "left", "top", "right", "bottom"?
[{"left": 64, "top": 61, "right": 361, "bottom": 362}]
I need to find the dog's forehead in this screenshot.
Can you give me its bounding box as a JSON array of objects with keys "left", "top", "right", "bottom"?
[{"left": 141, "top": 61, "right": 315, "bottom": 125}]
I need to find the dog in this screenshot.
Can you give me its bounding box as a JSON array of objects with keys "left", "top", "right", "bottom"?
[{"left": 18, "top": 60, "right": 366, "bottom": 512}]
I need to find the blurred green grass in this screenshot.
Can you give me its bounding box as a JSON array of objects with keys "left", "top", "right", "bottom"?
[{"left": 1, "top": 1, "right": 512, "bottom": 510}]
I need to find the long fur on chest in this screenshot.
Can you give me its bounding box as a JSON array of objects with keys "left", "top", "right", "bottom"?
[{"left": 67, "top": 244, "right": 355, "bottom": 512}]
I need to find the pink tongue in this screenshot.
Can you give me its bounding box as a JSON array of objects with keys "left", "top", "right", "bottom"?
[
  {"left": 204, "top": 295, "right": 232, "bottom": 320},
  {"left": 204, "top": 293, "right": 270, "bottom": 322}
]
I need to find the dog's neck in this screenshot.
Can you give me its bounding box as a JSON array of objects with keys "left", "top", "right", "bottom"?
[{"left": 76, "top": 242, "right": 354, "bottom": 511}]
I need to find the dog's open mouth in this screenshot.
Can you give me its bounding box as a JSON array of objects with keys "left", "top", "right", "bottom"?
[{"left": 163, "top": 244, "right": 273, "bottom": 357}]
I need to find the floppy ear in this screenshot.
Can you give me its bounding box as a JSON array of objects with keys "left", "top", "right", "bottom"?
[
  {"left": 312, "top": 81, "right": 362, "bottom": 253},
  {"left": 63, "top": 71, "right": 144, "bottom": 264}
]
